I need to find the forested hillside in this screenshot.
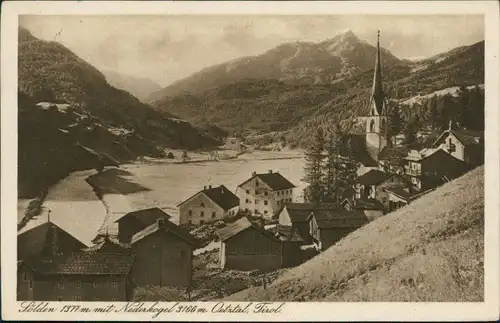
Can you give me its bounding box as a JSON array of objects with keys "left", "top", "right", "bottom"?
[
  {"left": 151, "top": 33, "right": 484, "bottom": 147},
  {"left": 18, "top": 27, "right": 221, "bottom": 198}
]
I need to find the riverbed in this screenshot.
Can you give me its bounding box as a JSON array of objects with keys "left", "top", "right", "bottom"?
[{"left": 18, "top": 150, "right": 307, "bottom": 247}]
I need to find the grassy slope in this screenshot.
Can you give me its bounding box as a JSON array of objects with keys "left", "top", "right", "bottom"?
[{"left": 225, "top": 166, "right": 484, "bottom": 302}]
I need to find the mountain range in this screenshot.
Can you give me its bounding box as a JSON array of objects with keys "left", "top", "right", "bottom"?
[
  {"left": 149, "top": 30, "right": 484, "bottom": 146},
  {"left": 102, "top": 69, "right": 162, "bottom": 102},
  {"left": 18, "top": 27, "right": 221, "bottom": 198}
]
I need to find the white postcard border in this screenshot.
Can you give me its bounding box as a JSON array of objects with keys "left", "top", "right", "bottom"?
[{"left": 2, "top": 1, "right": 499, "bottom": 321}]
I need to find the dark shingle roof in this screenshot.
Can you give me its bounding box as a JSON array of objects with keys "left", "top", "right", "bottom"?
[
  {"left": 313, "top": 208, "right": 369, "bottom": 229},
  {"left": 354, "top": 198, "right": 385, "bottom": 211},
  {"left": 451, "top": 129, "right": 483, "bottom": 147},
  {"left": 357, "top": 169, "right": 390, "bottom": 186},
  {"left": 114, "top": 207, "right": 172, "bottom": 226},
  {"left": 378, "top": 146, "right": 410, "bottom": 162},
  {"left": 217, "top": 217, "right": 278, "bottom": 242},
  {"left": 27, "top": 252, "right": 135, "bottom": 275},
  {"left": 83, "top": 236, "right": 131, "bottom": 253},
  {"left": 282, "top": 203, "right": 340, "bottom": 223},
  {"left": 202, "top": 185, "right": 239, "bottom": 210},
  {"left": 130, "top": 219, "right": 198, "bottom": 246},
  {"left": 274, "top": 225, "right": 304, "bottom": 242},
  {"left": 238, "top": 172, "right": 296, "bottom": 191}
]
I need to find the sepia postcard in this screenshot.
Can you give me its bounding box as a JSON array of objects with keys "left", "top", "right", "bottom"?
[{"left": 2, "top": 1, "right": 499, "bottom": 321}]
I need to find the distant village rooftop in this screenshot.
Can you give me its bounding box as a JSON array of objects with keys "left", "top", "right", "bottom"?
[
  {"left": 178, "top": 185, "right": 239, "bottom": 211},
  {"left": 130, "top": 218, "right": 198, "bottom": 246},
  {"left": 238, "top": 170, "right": 296, "bottom": 191}
]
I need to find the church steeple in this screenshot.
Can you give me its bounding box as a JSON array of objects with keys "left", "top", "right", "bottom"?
[{"left": 369, "top": 30, "right": 385, "bottom": 116}]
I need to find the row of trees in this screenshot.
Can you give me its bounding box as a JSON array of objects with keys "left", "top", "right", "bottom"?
[
  {"left": 303, "top": 127, "right": 358, "bottom": 204},
  {"left": 384, "top": 85, "right": 484, "bottom": 146}
]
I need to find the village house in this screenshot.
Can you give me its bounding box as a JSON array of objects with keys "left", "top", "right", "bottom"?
[
  {"left": 432, "top": 124, "right": 484, "bottom": 167},
  {"left": 115, "top": 207, "right": 172, "bottom": 243},
  {"left": 217, "top": 217, "right": 304, "bottom": 271},
  {"left": 403, "top": 147, "right": 468, "bottom": 191},
  {"left": 308, "top": 208, "right": 369, "bottom": 251},
  {"left": 17, "top": 252, "right": 135, "bottom": 301},
  {"left": 18, "top": 220, "right": 86, "bottom": 262},
  {"left": 236, "top": 170, "right": 296, "bottom": 219},
  {"left": 341, "top": 197, "right": 385, "bottom": 222},
  {"left": 128, "top": 218, "right": 198, "bottom": 288},
  {"left": 385, "top": 186, "right": 435, "bottom": 212},
  {"left": 355, "top": 168, "right": 413, "bottom": 211},
  {"left": 177, "top": 185, "right": 239, "bottom": 226}
]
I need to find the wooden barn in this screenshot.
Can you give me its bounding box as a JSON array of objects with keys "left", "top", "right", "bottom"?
[
  {"left": 129, "top": 218, "right": 198, "bottom": 288},
  {"left": 17, "top": 252, "right": 135, "bottom": 301},
  {"left": 217, "top": 217, "right": 283, "bottom": 271},
  {"left": 115, "top": 207, "right": 173, "bottom": 244},
  {"left": 309, "top": 208, "right": 369, "bottom": 251}
]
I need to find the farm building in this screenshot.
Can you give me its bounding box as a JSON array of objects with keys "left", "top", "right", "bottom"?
[
  {"left": 177, "top": 185, "right": 239, "bottom": 226},
  {"left": 355, "top": 169, "right": 413, "bottom": 211},
  {"left": 309, "top": 208, "right": 369, "bottom": 251},
  {"left": 341, "top": 198, "right": 385, "bottom": 222},
  {"left": 17, "top": 252, "right": 135, "bottom": 301},
  {"left": 403, "top": 148, "right": 469, "bottom": 191},
  {"left": 236, "top": 170, "right": 296, "bottom": 219},
  {"left": 432, "top": 125, "right": 484, "bottom": 167},
  {"left": 129, "top": 218, "right": 198, "bottom": 288},
  {"left": 217, "top": 217, "right": 306, "bottom": 271},
  {"left": 18, "top": 220, "right": 86, "bottom": 261},
  {"left": 115, "top": 207, "right": 172, "bottom": 243}
]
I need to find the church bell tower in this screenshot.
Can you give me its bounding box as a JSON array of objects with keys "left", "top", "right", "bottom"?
[{"left": 365, "top": 30, "right": 388, "bottom": 158}]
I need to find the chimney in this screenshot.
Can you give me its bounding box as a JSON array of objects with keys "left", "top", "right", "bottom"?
[
  {"left": 209, "top": 185, "right": 212, "bottom": 189},
  {"left": 252, "top": 171, "right": 256, "bottom": 176},
  {"left": 268, "top": 170, "right": 272, "bottom": 174},
  {"left": 204, "top": 185, "right": 207, "bottom": 190},
  {"left": 157, "top": 218, "right": 165, "bottom": 227}
]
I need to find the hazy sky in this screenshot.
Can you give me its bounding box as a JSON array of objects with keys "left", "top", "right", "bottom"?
[{"left": 20, "top": 15, "right": 484, "bottom": 87}]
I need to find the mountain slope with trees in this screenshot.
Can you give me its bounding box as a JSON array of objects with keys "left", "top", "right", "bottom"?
[
  {"left": 150, "top": 31, "right": 484, "bottom": 147},
  {"left": 18, "top": 27, "right": 221, "bottom": 198}
]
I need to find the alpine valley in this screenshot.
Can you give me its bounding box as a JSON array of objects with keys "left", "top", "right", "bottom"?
[{"left": 149, "top": 29, "right": 484, "bottom": 147}]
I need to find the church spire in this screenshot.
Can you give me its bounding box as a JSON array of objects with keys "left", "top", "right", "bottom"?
[{"left": 370, "top": 30, "right": 385, "bottom": 116}]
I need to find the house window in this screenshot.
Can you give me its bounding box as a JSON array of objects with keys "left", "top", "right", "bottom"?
[
  {"left": 74, "top": 296, "right": 82, "bottom": 301},
  {"left": 28, "top": 280, "right": 33, "bottom": 289},
  {"left": 212, "top": 212, "right": 216, "bottom": 218},
  {"left": 58, "top": 280, "right": 64, "bottom": 289},
  {"left": 200, "top": 220, "right": 204, "bottom": 225},
  {"left": 264, "top": 200, "right": 268, "bottom": 205},
  {"left": 245, "top": 199, "right": 250, "bottom": 203},
  {"left": 256, "top": 180, "right": 259, "bottom": 186},
  {"left": 76, "top": 280, "right": 81, "bottom": 289},
  {"left": 245, "top": 208, "right": 249, "bottom": 212},
  {"left": 57, "top": 296, "right": 63, "bottom": 301},
  {"left": 264, "top": 191, "right": 268, "bottom": 196},
  {"left": 264, "top": 210, "right": 268, "bottom": 215},
  {"left": 200, "top": 202, "right": 205, "bottom": 207},
  {"left": 246, "top": 189, "right": 250, "bottom": 194},
  {"left": 188, "top": 220, "right": 192, "bottom": 225},
  {"left": 200, "top": 211, "right": 204, "bottom": 217},
  {"left": 255, "top": 200, "right": 259, "bottom": 204},
  {"left": 180, "top": 250, "right": 186, "bottom": 258},
  {"left": 254, "top": 209, "right": 258, "bottom": 214},
  {"left": 188, "top": 210, "right": 192, "bottom": 216},
  {"left": 111, "top": 281, "right": 118, "bottom": 288}
]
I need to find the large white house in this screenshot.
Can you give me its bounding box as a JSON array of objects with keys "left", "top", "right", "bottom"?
[
  {"left": 177, "top": 185, "right": 239, "bottom": 226},
  {"left": 236, "top": 170, "right": 296, "bottom": 219}
]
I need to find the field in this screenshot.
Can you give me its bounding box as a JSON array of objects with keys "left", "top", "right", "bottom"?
[
  {"left": 18, "top": 150, "right": 306, "bottom": 247},
  {"left": 225, "top": 166, "right": 484, "bottom": 302}
]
